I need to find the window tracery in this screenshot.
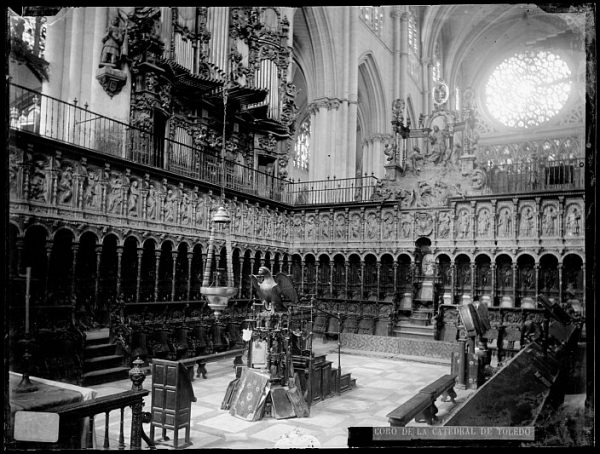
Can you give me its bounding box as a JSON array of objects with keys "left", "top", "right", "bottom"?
[
  {"left": 293, "top": 117, "right": 311, "bottom": 171},
  {"left": 485, "top": 50, "right": 572, "bottom": 128},
  {"left": 360, "top": 6, "right": 384, "bottom": 36}
]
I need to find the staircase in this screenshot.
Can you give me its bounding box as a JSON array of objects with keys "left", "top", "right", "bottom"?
[{"left": 82, "top": 328, "right": 129, "bottom": 386}]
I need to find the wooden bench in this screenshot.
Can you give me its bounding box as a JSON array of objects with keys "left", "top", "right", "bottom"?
[
  {"left": 387, "top": 374, "right": 457, "bottom": 427},
  {"left": 179, "top": 348, "right": 244, "bottom": 380}
]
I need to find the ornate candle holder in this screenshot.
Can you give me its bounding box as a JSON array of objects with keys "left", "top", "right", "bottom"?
[{"left": 15, "top": 333, "right": 38, "bottom": 393}]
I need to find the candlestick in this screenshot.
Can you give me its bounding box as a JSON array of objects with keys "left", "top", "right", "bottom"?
[{"left": 25, "top": 267, "right": 31, "bottom": 334}]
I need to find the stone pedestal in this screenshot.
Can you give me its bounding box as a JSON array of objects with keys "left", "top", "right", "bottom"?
[
  {"left": 521, "top": 297, "right": 535, "bottom": 309},
  {"left": 417, "top": 280, "right": 434, "bottom": 301},
  {"left": 480, "top": 295, "right": 492, "bottom": 307},
  {"left": 500, "top": 295, "right": 514, "bottom": 308},
  {"left": 461, "top": 294, "right": 472, "bottom": 305},
  {"left": 399, "top": 292, "right": 413, "bottom": 311},
  {"left": 443, "top": 293, "right": 453, "bottom": 305}
]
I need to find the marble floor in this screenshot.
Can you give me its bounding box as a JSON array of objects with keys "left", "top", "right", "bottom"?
[{"left": 90, "top": 340, "right": 473, "bottom": 449}]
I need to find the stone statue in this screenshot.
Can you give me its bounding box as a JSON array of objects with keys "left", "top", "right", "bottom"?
[
  {"left": 428, "top": 125, "right": 448, "bottom": 165},
  {"left": 306, "top": 216, "right": 315, "bottom": 239},
  {"left": 409, "top": 146, "right": 423, "bottom": 174},
  {"left": 520, "top": 207, "right": 535, "bottom": 236},
  {"left": 477, "top": 210, "right": 490, "bottom": 236},
  {"left": 335, "top": 215, "right": 346, "bottom": 239},
  {"left": 180, "top": 191, "right": 190, "bottom": 225},
  {"left": 321, "top": 216, "right": 330, "bottom": 239},
  {"left": 366, "top": 213, "right": 378, "bottom": 239},
  {"left": 498, "top": 208, "right": 512, "bottom": 237},
  {"left": 57, "top": 165, "right": 74, "bottom": 204},
  {"left": 382, "top": 213, "right": 394, "bottom": 239},
  {"left": 401, "top": 215, "right": 412, "bottom": 238},
  {"left": 107, "top": 173, "right": 124, "bottom": 213},
  {"left": 100, "top": 14, "right": 128, "bottom": 68},
  {"left": 350, "top": 214, "right": 361, "bottom": 239},
  {"left": 422, "top": 254, "right": 435, "bottom": 276},
  {"left": 127, "top": 180, "right": 140, "bottom": 215},
  {"left": 566, "top": 206, "right": 581, "bottom": 236},
  {"left": 522, "top": 267, "right": 534, "bottom": 289},
  {"left": 29, "top": 159, "right": 47, "bottom": 202},
  {"left": 438, "top": 212, "right": 451, "bottom": 238},
  {"left": 542, "top": 206, "right": 557, "bottom": 236},
  {"left": 146, "top": 184, "right": 157, "bottom": 220},
  {"left": 457, "top": 210, "right": 470, "bottom": 239},
  {"left": 194, "top": 196, "right": 204, "bottom": 226},
  {"left": 84, "top": 170, "right": 100, "bottom": 208}
]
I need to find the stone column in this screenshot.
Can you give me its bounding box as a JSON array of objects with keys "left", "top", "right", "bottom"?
[
  {"left": 490, "top": 263, "right": 496, "bottom": 306},
  {"left": 393, "top": 260, "right": 398, "bottom": 294},
  {"left": 376, "top": 261, "right": 381, "bottom": 300},
  {"left": 581, "top": 262, "right": 586, "bottom": 315},
  {"left": 534, "top": 263, "right": 540, "bottom": 303},
  {"left": 171, "top": 251, "right": 178, "bottom": 301},
  {"left": 94, "top": 245, "right": 102, "bottom": 307},
  {"left": 360, "top": 260, "right": 365, "bottom": 300},
  {"left": 115, "top": 245, "right": 124, "bottom": 299},
  {"left": 512, "top": 263, "right": 518, "bottom": 306},
  {"left": 186, "top": 252, "right": 194, "bottom": 301},
  {"left": 135, "top": 248, "right": 143, "bottom": 303},
  {"left": 44, "top": 241, "right": 54, "bottom": 298},
  {"left": 154, "top": 250, "right": 161, "bottom": 302},
  {"left": 315, "top": 263, "right": 320, "bottom": 296},
  {"left": 450, "top": 261, "right": 456, "bottom": 304},
  {"left": 70, "top": 242, "right": 80, "bottom": 300},
  {"left": 301, "top": 260, "right": 306, "bottom": 294},
  {"left": 557, "top": 263, "right": 563, "bottom": 305},
  {"left": 345, "top": 262, "right": 350, "bottom": 298},
  {"left": 237, "top": 257, "right": 244, "bottom": 298},
  {"left": 470, "top": 262, "right": 476, "bottom": 299},
  {"left": 329, "top": 262, "right": 334, "bottom": 297},
  {"left": 15, "top": 238, "right": 24, "bottom": 276}
]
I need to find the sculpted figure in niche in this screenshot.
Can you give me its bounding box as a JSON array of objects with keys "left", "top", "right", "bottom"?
[
  {"left": 366, "top": 213, "right": 378, "bottom": 239},
  {"left": 542, "top": 206, "right": 558, "bottom": 236},
  {"left": 382, "top": 213, "right": 394, "bottom": 239},
  {"left": 422, "top": 254, "right": 435, "bottom": 276},
  {"left": 321, "top": 216, "right": 330, "bottom": 239},
  {"left": 57, "top": 165, "right": 74, "bottom": 204},
  {"left": 498, "top": 208, "right": 512, "bottom": 237},
  {"left": 163, "top": 189, "right": 176, "bottom": 222},
  {"left": 457, "top": 210, "right": 470, "bottom": 239},
  {"left": 502, "top": 266, "right": 512, "bottom": 287},
  {"left": 180, "top": 192, "right": 190, "bottom": 225},
  {"left": 520, "top": 207, "right": 535, "bottom": 237},
  {"left": 522, "top": 267, "right": 534, "bottom": 289},
  {"left": 543, "top": 268, "right": 556, "bottom": 290},
  {"left": 100, "top": 14, "right": 128, "bottom": 68},
  {"left": 107, "top": 173, "right": 124, "bottom": 214},
  {"left": 146, "top": 184, "right": 157, "bottom": 220},
  {"left": 478, "top": 210, "right": 490, "bottom": 236},
  {"left": 29, "top": 159, "right": 47, "bottom": 202},
  {"left": 566, "top": 206, "right": 581, "bottom": 236},
  {"left": 305, "top": 216, "right": 315, "bottom": 239},
  {"left": 127, "top": 180, "right": 140, "bottom": 216},
  {"left": 335, "top": 215, "right": 346, "bottom": 239},
  {"left": 84, "top": 170, "right": 100, "bottom": 208},
  {"left": 428, "top": 125, "right": 448, "bottom": 165},
  {"left": 350, "top": 214, "right": 361, "bottom": 239},
  {"left": 293, "top": 217, "right": 303, "bottom": 239},
  {"left": 438, "top": 212, "right": 451, "bottom": 238},
  {"left": 409, "top": 146, "right": 424, "bottom": 174},
  {"left": 401, "top": 216, "right": 412, "bottom": 238}
]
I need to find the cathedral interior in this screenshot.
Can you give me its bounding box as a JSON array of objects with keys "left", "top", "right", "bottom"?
[{"left": 5, "top": 4, "right": 596, "bottom": 449}]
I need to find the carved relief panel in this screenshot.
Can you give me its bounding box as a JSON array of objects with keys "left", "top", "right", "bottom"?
[
  {"left": 381, "top": 210, "right": 396, "bottom": 241},
  {"left": 319, "top": 213, "right": 331, "bottom": 240},
  {"left": 518, "top": 203, "right": 536, "bottom": 237},
  {"left": 476, "top": 206, "right": 492, "bottom": 238},
  {"left": 349, "top": 212, "right": 362, "bottom": 240},
  {"left": 305, "top": 213, "right": 316, "bottom": 240},
  {"left": 496, "top": 206, "right": 513, "bottom": 238},
  {"left": 541, "top": 202, "right": 559, "bottom": 237},
  {"left": 565, "top": 203, "right": 582, "bottom": 237},
  {"left": 334, "top": 212, "right": 347, "bottom": 241},
  {"left": 437, "top": 211, "right": 452, "bottom": 239},
  {"left": 399, "top": 213, "right": 413, "bottom": 239},
  {"left": 414, "top": 212, "right": 433, "bottom": 237},
  {"left": 455, "top": 208, "right": 471, "bottom": 239},
  {"left": 365, "top": 211, "right": 379, "bottom": 240}
]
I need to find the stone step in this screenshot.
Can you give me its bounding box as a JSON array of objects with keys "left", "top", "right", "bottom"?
[
  {"left": 84, "top": 354, "right": 125, "bottom": 372},
  {"left": 85, "top": 343, "right": 117, "bottom": 357},
  {"left": 393, "top": 323, "right": 435, "bottom": 340},
  {"left": 82, "top": 366, "right": 130, "bottom": 387},
  {"left": 85, "top": 328, "right": 110, "bottom": 345}
]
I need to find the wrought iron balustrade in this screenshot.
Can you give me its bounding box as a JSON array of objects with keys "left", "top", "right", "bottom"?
[
  {"left": 287, "top": 175, "right": 380, "bottom": 205},
  {"left": 484, "top": 157, "right": 585, "bottom": 194},
  {"left": 9, "top": 83, "right": 290, "bottom": 204}
]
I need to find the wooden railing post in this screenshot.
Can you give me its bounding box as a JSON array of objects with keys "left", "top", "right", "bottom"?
[{"left": 128, "top": 357, "right": 146, "bottom": 450}]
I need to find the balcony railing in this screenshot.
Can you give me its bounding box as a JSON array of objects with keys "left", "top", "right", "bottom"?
[
  {"left": 287, "top": 175, "right": 380, "bottom": 205},
  {"left": 485, "top": 158, "right": 585, "bottom": 194},
  {"left": 9, "top": 83, "right": 290, "bottom": 204}
]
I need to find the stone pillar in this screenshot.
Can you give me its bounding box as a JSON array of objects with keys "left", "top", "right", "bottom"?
[
  {"left": 557, "top": 263, "right": 563, "bottom": 305},
  {"left": 115, "top": 245, "right": 124, "bottom": 299},
  {"left": 512, "top": 263, "right": 518, "bottom": 306},
  {"left": 470, "top": 263, "right": 476, "bottom": 298},
  {"left": 344, "top": 262, "right": 350, "bottom": 298},
  {"left": 153, "top": 250, "right": 161, "bottom": 302},
  {"left": 393, "top": 260, "right": 398, "bottom": 294},
  {"left": 15, "top": 238, "right": 24, "bottom": 276},
  {"left": 581, "top": 262, "right": 586, "bottom": 315},
  {"left": 315, "top": 263, "right": 320, "bottom": 296},
  {"left": 376, "top": 261, "right": 381, "bottom": 300},
  {"left": 301, "top": 260, "right": 306, "bottom": 294},
  {"left": 135, "top": 248, "right": 143, "bottom": 303},
  {"left": 534, "top": 263, "right": 540, "bottom": 304},
  {"left": 329, "top": 263, "right": 334, "bottom": 297},
  {"left": 360, "top": 260, "right": 365, "bottom": 300},
  {"left": 171, "top": 251, "right": 178, "bottom": 301},
  {"left": 186, "top": 252, "right": 194, "bottom": 301},
  {"left": 94, "top": 245, "right": 102, "bottom": 307},
  {"left": 44, "top": 241, "right": 54, "bottom": 298},
  {"left": 238, "top": 257, "right": 244, "bottom": 298},
  {"left": 450, "top": 261, "right": 456, "bottom": 304},
  {"left": 490, "top": 263, "right": 496, "bottom": 306},
  {"left": 70, "top": 242, "right": 80, "bottom": 300}
]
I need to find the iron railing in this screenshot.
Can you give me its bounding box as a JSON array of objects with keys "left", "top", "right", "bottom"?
[
  {"left": 485, "top": 158, "right": 585, "bottom": 194},
  {"left": 287, "top": 175, "right": 380, "bottom": 205},
  {"left": 9, "top": 83, "right": 289, "bottom": 204}
]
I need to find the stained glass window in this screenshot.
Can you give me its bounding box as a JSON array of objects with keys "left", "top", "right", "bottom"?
[
  {"left": 408, "top": 14, "right": 419, "bottom": 55},
  {"left": 360, "top": 6, "right": 384, "bottom": 36},
  {"left": 293, "top": 117, "right": 311, "bottom": 171},
  {"left": 485, "top": 50, "right": 572, "bottom": 128}
]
